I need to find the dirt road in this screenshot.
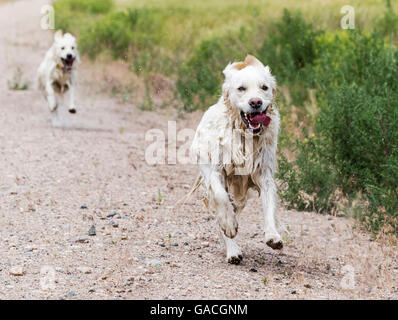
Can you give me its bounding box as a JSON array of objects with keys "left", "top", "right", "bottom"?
[{"left": 0, "top": 0, "right": 397, "bottom": 300}]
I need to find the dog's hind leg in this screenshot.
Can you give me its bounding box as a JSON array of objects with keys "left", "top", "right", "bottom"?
[
  {"left": 199, "top": 164, "right": 238, "bottom": 239},
  {"left": 220, "top": 231, "right": 243, "bottom": 264}
]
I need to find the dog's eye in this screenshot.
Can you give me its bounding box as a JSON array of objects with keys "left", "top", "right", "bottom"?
[
  {"left": 72, "top": 47, "right": 75, "bottom": 50},
  {"left": 261, "top": 85, "right": 269, "bottom": 91},
  {"left": 61, "top": 47, "right": 65, "bottom": 50},
  {"left": 238, "top": 86, "right": 246, "bottom": 92}
]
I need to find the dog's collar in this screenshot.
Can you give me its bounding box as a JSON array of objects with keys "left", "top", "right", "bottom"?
[{"left": 56, "top": 64, "right": 71, "bottom": 72}]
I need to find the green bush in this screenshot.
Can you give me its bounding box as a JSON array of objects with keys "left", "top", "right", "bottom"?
[
  {"left": 67, "top": 0, "right": 113, "bottom": 14},
  {"left": 277, "top": 31, "right": 398, "bottom": 235},
  {"left": 176, "top": 28, "right": 258, "bottom": 111},
  {"left": 257, "top": 9, "right": 322, "bottom": 85},
  {"left": 54, "top": 0, "right": 113, "bottom": 32},
  {"left": 375, "top": 7, "right": 398, "bottom": 41},
  {"left": 79, "top": 8, "right": 169, "bottom": 73}
]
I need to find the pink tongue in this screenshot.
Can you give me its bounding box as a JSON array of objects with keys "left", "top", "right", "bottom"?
[{"left": 250, "top": 114, "right": 271, "bottom": 126}]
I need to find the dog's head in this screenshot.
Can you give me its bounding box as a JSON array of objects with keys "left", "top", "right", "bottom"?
[
  {"left": 53, "top": 30, "right": 79, "bottom": 71},
  {"left": 222, "top": 55, "right": 276, "bottom": 134}
]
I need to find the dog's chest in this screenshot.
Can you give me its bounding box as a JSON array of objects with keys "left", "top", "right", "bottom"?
[{"left": 52, "top": 67, "right": 72, "bottom": 93}]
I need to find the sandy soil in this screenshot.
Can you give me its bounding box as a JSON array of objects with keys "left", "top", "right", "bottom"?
[{"left": 0, "top": 0, "right": 397, "bottom": 300}]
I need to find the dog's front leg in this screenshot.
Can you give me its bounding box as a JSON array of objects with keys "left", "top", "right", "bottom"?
[
  {"left": 68, "top": 77, "right": 77, "bottom": 114},
  {"left": 199, "top": 164, "right": 238, "bottom": 238},
  {"left": 260, "top": 168, "right": 283, "bottom": 250},
  {"left": 45, "top": 79, "right": 57, "bottom": 112}
]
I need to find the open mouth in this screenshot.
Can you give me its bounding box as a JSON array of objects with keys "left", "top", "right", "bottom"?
[
  {"left": 61, "top": 57, "right": 75, "bottom": 70},
  {"left": 240, "top": 109, "right": 271, "bottom": 134}
]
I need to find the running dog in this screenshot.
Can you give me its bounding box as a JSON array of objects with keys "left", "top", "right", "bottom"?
[
  {"left": 191, "top": 55, "right": 282, "bottom": 264},
  {"left": 38, "top": 30, "right": 80, "bottom": 126}
]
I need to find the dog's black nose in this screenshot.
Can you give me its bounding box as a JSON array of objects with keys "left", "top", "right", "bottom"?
[
  {"left": 249, "top": 98, "right": 263, "bottom": 109},
  {"left": 67, "top": 54, "right": 73, "bottom": 59}
]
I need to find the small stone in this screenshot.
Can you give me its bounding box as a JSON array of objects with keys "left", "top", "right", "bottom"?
[
  {"left": 75, "top": 238, "right": 89, "bottom": 244},
  {"left": 109, "top": 221, "right": 118, "bottom": 228},
  {"left": 103, "top": 228, "right": 111, "bottom": 236},
  {"left": 250, "top": 268, "right": 258, "bottom": 273},
  {"left": 88, "top": 225, "right": 96, "bottom": 236},
  {"left": 88, "top": 289, "right": 95, "bottom": 293},
  {"left": 78, "top": 267, "right": 92, "bottom": 274},
  {"left": 25, "top": 245, "right": 38, "bottom": 252},
  {"left": 173, "top": 242, "right": 178, "bottom": 247},
  {"left": 107, "top": 212, "right": 117, "bottom": 218},
  {"left": 67, "top": 291, "right": 77, "bottom": 297},
  {"left": 201, "top": 242, "right": 209, "bottom": 248},
  {"left": 159, "top": 243, "right": 166, "bottom": 247},
  {"left": 147, "top": 259, "right": 162, "bottom": 267},
  {"left": 183, "top": 242, "right": 189, "bottom": 246},
  {"left": 9, "top": 266, "right": 26, "bottom": 276},
  {"left": 290, "top": 290, "right": 297, "bottom": 294},
  {"left": 80, "top": 205, "right": 88, "bottom": 210}
]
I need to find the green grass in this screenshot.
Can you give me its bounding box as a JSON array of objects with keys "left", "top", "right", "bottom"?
[{"left": 54, "top": 0, "right": 398, "bottom": 66}]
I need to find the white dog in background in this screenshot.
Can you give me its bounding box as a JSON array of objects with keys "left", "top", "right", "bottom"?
[
  {"left": 38, "top": 30, "right": 80, "bottom": 126},
  {"left": 191, "top": 55, "right": 282, "bottom": 264}
]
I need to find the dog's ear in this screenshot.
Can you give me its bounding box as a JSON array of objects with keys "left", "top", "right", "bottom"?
[
  {"left": 54, "top": 30, "right": 63, "bottom": 42},
  {"left": 244, "top": 54, "right": 265, "bottom": 68},
  {"left": 223, "top": 62, "right": 246, "bottom": 79}
]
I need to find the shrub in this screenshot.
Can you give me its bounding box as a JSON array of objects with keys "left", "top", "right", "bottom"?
[
  {"left": 257, "top": 9, "right": 322, "bottom": 85},
  {"left": 54, "top": 0, "right": 113, "bottom": 33},
  {"left": 375, "top": 7, "right": 398, "bottom": 42},
  {"left": 79, "top": 8, "right": 166, "bottom": 66},
  {"left": 278, "top": 31, "right": 398, "bottom": 235},
  {"left": 177, "top": 28, "right": 258, "bottom": 111},
  {"left": 67, "top": 0, "right": 113, "bottom": 14}
]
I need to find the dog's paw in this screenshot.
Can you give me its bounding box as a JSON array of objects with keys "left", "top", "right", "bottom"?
[
  {"left": 265, "top": 233, "right": 283, "bottom": 250},
  {"left": 219, "top": 214, "right": 238, "bottom": 239},
  {"left": 226, "top": 244, "right": 243, "bottom": 265},
  {"left": 228, "top": 254, "right": 243, "bottom": 265}
]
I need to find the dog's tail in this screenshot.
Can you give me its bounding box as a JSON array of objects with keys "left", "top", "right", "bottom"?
[{"left": 175, "top": 175, "right": 202, "bottom": 207}]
